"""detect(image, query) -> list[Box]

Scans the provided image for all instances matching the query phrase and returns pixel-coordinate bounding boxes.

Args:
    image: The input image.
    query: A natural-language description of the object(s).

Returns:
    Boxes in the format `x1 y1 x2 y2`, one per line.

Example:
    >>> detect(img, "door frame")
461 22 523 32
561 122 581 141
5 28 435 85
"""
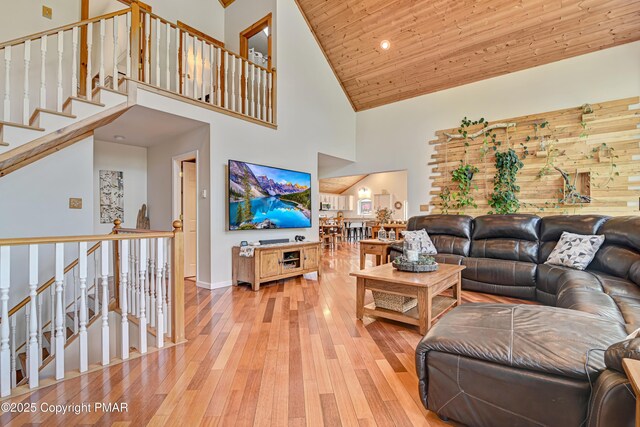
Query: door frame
239 13 273 70
172 150 199 283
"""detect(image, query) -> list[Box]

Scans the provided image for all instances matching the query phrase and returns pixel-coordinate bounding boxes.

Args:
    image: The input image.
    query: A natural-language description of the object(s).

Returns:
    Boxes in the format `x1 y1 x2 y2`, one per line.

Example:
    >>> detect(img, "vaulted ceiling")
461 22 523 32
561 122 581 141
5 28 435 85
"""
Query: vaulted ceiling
319 174 368 194
294 0 640 111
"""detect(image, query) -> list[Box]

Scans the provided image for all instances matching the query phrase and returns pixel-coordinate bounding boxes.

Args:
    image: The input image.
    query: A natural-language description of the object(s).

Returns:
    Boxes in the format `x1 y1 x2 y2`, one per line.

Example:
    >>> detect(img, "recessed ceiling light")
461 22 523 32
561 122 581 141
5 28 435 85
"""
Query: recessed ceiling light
114 135 126 141
380 40 391 50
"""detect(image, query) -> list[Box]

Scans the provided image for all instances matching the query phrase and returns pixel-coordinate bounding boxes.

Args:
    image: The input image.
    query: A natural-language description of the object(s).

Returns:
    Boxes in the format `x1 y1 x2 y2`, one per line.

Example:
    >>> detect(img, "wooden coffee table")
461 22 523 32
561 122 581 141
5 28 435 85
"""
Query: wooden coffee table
350 263 465 334
359 239 400 269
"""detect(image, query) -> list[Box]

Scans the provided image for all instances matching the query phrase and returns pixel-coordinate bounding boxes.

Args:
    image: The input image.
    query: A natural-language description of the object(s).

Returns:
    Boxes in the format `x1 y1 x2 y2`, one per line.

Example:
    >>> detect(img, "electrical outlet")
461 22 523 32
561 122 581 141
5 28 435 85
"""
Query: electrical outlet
42 6 53 20
69 198 83 209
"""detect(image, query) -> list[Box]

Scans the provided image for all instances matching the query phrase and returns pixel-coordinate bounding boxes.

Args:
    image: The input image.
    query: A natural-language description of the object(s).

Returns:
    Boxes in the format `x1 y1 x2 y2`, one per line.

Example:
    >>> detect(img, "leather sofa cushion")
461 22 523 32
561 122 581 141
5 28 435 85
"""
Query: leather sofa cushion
590 245 640 281
431 234 469 256
462 257 537 288
539 215 609 261
598 216 640 253
425 351 592 427
408 214 473 239
470 238 538 263
536 264 588 297
472 214 540 241
416 303 628 380
557 288 626 325
434 253 464 265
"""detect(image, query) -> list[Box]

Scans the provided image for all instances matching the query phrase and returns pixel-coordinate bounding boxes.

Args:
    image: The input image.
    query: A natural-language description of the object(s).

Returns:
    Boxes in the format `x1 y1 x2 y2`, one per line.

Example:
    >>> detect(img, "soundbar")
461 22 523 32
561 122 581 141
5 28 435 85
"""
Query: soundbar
259 238 290 245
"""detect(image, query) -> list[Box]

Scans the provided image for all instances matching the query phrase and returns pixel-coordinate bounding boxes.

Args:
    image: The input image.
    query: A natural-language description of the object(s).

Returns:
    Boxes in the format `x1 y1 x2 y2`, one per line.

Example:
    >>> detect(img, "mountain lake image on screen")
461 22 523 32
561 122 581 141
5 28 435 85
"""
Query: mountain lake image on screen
228 160 312 230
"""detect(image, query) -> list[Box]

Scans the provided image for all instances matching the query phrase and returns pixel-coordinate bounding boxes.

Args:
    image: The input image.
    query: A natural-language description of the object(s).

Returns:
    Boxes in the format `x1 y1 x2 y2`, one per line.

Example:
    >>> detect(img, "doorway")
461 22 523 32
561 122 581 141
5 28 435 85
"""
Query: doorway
181 158 197 278
240 13 272 69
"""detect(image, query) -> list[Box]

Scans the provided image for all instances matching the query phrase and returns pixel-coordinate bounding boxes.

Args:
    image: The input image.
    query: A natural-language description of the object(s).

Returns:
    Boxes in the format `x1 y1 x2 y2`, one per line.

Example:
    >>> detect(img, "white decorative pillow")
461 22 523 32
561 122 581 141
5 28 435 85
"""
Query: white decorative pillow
402 229 437 255
545 231 605 270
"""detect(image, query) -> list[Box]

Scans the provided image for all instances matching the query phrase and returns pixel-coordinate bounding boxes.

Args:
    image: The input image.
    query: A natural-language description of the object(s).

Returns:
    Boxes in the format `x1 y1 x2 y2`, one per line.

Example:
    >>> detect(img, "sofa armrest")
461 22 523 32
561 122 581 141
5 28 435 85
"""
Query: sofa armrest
604 337 640 373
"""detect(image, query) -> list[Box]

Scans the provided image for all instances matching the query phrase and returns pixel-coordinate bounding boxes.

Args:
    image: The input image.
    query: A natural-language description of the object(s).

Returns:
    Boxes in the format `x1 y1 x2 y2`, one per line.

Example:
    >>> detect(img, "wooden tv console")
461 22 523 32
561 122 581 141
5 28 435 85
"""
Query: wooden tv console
232 241 322 291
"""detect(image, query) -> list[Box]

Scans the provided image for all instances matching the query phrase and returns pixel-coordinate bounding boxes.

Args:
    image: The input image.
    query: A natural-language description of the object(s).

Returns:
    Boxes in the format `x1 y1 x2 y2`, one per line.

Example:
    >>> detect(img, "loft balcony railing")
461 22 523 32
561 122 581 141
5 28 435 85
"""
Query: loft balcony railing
0 2 276 129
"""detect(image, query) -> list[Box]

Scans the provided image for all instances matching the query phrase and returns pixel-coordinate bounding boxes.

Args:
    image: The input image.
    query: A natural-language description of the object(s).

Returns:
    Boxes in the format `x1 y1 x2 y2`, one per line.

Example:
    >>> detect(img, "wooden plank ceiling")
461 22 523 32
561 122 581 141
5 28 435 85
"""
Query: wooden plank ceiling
319 174 368 194
294 0 640 111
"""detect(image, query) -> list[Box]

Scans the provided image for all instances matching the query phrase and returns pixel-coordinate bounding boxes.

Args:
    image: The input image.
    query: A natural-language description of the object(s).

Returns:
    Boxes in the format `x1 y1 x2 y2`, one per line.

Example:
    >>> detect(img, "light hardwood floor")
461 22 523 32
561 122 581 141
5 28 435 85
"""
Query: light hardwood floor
1 243 533 426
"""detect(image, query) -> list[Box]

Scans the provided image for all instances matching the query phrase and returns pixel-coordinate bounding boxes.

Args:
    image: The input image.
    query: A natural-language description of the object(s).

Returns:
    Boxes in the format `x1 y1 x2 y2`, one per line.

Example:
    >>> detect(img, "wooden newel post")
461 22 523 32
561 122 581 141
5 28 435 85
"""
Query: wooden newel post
171 219 185 343
130 1 141 81
113 218 121 307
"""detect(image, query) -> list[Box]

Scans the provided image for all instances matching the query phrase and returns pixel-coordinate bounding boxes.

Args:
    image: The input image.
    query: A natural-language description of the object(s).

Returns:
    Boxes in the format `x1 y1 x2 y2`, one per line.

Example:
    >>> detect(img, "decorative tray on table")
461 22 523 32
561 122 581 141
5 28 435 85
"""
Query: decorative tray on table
392 254 439 273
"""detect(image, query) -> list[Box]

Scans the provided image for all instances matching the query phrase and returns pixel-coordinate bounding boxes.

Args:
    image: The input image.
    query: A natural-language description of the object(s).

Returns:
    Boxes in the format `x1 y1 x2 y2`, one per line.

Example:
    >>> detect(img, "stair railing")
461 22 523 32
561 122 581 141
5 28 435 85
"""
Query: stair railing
0 3 276 128
0 220 184 397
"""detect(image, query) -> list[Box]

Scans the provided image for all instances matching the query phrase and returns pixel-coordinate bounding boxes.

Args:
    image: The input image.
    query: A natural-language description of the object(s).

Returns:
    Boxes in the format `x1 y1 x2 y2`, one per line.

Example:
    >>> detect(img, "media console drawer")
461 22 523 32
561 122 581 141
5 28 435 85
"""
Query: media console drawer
232 242 322 291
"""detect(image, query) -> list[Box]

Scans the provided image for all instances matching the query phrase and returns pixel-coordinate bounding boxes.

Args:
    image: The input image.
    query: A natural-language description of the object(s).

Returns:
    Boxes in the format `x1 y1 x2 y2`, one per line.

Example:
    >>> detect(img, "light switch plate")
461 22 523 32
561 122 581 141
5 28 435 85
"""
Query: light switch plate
419 204 429 212
69 198 82 209
42 6 53 19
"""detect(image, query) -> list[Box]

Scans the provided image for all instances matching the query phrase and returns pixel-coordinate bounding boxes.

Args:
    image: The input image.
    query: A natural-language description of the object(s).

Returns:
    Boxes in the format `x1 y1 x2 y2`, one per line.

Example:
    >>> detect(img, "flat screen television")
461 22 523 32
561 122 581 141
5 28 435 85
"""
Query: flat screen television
228 160 312 230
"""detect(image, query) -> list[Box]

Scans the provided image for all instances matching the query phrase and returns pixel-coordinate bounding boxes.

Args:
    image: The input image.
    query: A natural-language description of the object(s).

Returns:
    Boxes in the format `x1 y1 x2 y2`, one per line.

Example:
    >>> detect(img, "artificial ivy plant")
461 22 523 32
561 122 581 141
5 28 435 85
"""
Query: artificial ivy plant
488 148 524 214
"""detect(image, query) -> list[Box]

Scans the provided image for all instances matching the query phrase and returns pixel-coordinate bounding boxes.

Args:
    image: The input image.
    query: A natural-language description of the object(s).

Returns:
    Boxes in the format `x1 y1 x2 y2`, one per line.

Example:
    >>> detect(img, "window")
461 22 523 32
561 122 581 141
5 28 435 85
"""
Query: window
358 199 372 215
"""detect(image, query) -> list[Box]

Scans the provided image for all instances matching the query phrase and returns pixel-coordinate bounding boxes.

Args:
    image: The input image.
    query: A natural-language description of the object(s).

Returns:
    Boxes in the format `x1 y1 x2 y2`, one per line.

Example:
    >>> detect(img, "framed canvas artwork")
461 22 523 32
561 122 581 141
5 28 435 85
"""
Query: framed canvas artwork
99 170 124 223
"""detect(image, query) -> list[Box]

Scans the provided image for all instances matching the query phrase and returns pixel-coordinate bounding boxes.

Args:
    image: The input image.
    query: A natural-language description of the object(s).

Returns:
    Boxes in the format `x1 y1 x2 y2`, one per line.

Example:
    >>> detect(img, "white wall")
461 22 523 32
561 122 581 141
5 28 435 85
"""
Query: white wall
334 171 408 220
0 0 82 42
147 125 211 287
94 140 148 234
323 41 640 217
135 0 356 287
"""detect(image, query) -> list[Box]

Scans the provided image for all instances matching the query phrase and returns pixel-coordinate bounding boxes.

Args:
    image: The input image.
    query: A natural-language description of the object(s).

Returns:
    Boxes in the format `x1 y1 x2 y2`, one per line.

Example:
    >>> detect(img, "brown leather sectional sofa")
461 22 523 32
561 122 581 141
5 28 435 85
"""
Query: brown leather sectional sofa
389 214 640 427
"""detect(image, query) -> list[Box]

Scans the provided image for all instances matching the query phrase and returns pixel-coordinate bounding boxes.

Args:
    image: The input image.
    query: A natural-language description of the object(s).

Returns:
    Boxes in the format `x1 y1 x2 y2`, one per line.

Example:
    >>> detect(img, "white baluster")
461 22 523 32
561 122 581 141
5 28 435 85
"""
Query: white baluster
54 243 64 380
37 295 43 365
164 238 171 337
144 14 150 83
216 48 221 106
100 241 109 365
256 68 262 120
200 41 205 102
181 32 187 95
72 270 78 334
223 51 229 108
86 24 93 98
243 60 248 115
94 252 100 316
133 239 139 317
28 245 39 388
165 23 171 90
126 12 131 79
209 45 214 105
113 16 119 90
39 35 47 109
99 19 106 88
139 239 148 354
149 241 156 327
231 54 237 111
0 246 10 396
268 71 273 123
262 69 267 120
250 63 255 118
175 26 180 92
56 31 64 111
71 27 78 97
155 19 160 87
24 309 29 375
3 46 11 121
78 242 88 372
49 283 55 356
9 316 16 388
23 40 31 125
120 240 129 360
156 239 165 348
238 56 243 112
191 37 197 99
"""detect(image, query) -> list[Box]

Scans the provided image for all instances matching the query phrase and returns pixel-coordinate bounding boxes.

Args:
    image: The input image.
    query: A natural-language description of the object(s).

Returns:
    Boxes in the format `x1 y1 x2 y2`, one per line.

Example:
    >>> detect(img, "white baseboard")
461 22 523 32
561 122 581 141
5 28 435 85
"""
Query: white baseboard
196 280 232 290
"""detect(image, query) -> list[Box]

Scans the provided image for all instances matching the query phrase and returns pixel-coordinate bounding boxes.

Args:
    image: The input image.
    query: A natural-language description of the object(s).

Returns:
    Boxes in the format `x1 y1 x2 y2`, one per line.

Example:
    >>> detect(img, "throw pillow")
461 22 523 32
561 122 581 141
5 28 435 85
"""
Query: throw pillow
402 229 437 255
545 231 605 270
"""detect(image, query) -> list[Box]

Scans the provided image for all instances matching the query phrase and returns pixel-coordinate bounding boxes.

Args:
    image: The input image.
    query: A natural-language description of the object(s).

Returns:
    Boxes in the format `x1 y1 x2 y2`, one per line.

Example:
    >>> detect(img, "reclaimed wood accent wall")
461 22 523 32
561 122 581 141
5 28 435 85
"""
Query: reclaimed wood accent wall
428 97 640 216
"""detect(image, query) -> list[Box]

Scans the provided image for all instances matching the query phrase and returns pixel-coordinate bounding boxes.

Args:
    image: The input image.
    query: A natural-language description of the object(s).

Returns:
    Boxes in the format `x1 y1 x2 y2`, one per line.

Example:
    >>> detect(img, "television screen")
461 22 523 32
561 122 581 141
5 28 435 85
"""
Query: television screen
228 160 312 230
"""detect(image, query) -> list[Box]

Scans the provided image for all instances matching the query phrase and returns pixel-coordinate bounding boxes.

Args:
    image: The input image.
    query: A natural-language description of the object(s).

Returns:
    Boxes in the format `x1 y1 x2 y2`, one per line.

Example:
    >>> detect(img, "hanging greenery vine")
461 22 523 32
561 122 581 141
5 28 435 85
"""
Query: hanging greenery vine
488 148 524 214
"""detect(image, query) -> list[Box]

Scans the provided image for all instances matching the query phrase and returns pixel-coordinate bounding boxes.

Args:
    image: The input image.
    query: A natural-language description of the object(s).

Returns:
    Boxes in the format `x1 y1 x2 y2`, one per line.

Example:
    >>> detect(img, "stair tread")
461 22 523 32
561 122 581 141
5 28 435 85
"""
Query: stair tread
28 108 77 127
0 120 45 132
0 141 8 147
62 96 106 111
92 85 128 98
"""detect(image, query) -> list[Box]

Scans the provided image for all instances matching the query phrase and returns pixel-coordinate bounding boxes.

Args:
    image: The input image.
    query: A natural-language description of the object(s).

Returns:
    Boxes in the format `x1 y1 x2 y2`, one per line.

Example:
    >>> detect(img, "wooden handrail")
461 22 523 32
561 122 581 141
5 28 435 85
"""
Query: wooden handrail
7 240 102 317
0 8 131 49
0 231 175 247
177 20 224 48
